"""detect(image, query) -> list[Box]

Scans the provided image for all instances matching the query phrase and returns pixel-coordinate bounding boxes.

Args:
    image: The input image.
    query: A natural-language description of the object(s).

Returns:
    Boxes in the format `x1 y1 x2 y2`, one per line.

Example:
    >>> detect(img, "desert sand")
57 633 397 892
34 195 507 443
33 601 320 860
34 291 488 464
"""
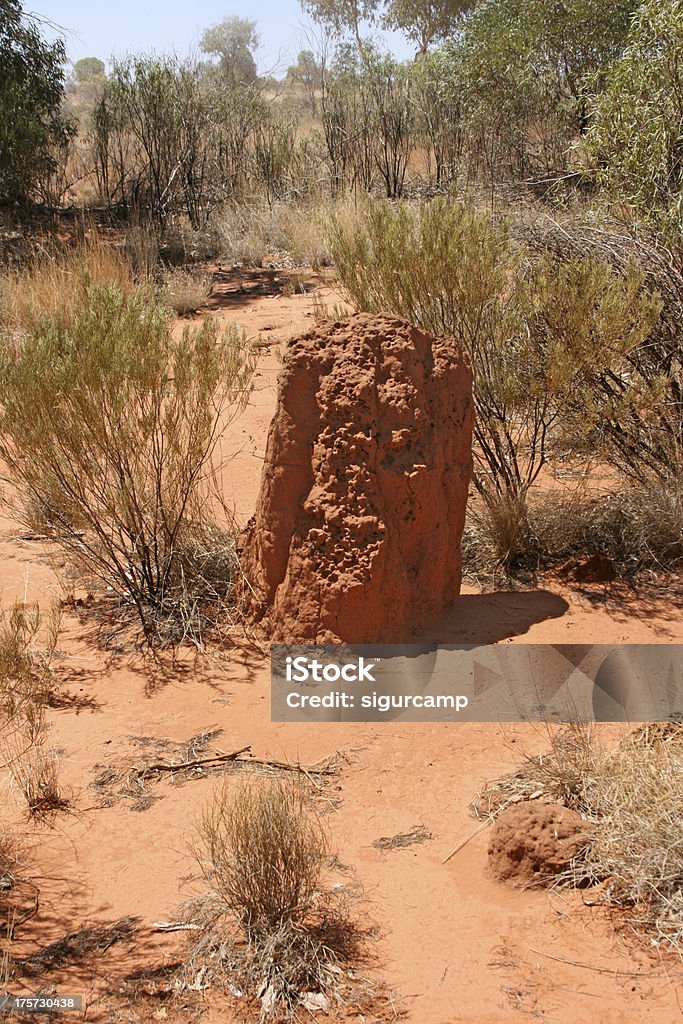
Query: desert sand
2 267 683 1023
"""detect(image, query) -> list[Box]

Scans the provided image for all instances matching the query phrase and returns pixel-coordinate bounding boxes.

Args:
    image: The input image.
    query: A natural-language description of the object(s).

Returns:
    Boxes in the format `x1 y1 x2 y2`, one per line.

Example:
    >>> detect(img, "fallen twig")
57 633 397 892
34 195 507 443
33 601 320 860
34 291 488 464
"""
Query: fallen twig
135 746 251 773
152 921 200 933
134 746 338 778
528 947 683 979
442 820 491 864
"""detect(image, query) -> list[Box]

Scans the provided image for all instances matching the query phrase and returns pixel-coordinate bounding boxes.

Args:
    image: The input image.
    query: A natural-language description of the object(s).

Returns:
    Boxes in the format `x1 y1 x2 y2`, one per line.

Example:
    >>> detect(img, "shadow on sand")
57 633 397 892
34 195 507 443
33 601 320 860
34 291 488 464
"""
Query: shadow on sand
415 589 570 644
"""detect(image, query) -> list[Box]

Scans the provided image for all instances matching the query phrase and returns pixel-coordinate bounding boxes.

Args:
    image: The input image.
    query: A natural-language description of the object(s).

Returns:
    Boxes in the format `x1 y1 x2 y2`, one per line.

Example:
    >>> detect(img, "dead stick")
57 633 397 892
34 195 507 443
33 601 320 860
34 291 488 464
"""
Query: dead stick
246 756 335 775
137 747 335 777
528 947 683 979
137 745 251 773
442 820 492 864
442 795 529 865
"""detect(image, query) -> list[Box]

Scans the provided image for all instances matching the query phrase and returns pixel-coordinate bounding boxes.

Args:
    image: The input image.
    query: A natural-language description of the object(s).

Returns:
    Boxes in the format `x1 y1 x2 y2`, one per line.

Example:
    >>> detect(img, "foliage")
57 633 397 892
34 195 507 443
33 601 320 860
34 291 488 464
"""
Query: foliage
517 219 683 486
411 46 463 187
92 55 297 229
321 48 416 196
301 0 378 48
200 17 260 87
328 199 659 522
0 283 256 645
287 50 324 116
72 57 105 85
0 235 143 336
383 0 472 56
452 0 638 181
585 0 683 234
0 0 74 208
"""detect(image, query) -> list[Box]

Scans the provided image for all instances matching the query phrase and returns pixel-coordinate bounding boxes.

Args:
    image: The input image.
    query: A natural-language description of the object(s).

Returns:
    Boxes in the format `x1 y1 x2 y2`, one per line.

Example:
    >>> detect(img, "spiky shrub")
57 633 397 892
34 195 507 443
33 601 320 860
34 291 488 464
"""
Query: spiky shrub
200 777 327 939
328 198 660 568
0 284 256 644
184 777 364 1013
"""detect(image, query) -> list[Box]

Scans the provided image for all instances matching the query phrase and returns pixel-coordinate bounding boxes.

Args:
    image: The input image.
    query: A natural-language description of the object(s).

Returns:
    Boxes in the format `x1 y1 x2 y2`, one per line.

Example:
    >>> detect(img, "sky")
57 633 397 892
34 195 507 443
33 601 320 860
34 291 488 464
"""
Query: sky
31 0 413 77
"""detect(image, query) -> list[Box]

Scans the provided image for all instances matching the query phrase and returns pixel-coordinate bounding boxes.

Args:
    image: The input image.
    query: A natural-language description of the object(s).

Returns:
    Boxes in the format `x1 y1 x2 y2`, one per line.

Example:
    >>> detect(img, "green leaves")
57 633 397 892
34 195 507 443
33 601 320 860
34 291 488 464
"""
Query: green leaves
585 0 683 235
329 198 661 502
0 0 74 206
0 282 256 644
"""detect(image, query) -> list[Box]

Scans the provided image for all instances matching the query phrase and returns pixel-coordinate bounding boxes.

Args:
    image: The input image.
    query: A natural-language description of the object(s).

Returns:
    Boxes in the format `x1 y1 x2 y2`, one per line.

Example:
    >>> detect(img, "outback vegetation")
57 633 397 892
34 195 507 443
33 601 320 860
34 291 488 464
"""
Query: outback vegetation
1 0 680 583
180 777 370 1015
0 0 683 1018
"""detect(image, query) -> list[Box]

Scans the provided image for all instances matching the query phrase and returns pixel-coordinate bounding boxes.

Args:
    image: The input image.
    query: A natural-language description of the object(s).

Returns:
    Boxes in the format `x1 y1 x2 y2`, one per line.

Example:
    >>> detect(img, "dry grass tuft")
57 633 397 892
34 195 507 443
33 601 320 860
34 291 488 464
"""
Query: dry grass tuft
179 776 373 1016
372 825 433 851
159 266 214 316
0 236 144 337
0 603 64 818
477 724 683 948
463 478 683 584
215 199 342 270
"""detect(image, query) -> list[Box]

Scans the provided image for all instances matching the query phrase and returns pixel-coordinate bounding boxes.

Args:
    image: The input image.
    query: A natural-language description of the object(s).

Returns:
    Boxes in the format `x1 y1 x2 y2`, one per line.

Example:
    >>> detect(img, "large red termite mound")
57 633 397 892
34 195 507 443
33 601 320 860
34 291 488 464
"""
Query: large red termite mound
239 313 473 642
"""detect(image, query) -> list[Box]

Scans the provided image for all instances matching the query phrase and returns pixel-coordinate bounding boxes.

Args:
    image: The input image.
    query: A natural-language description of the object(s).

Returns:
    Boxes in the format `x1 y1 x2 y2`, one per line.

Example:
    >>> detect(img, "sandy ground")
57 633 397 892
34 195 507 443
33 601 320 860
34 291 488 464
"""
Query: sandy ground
2 267 683 1023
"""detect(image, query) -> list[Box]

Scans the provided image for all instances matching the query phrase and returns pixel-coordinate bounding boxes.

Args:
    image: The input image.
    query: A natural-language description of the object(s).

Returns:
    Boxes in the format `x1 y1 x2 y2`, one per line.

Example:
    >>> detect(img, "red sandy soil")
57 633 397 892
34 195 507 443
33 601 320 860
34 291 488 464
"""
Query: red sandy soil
2 267 683 1024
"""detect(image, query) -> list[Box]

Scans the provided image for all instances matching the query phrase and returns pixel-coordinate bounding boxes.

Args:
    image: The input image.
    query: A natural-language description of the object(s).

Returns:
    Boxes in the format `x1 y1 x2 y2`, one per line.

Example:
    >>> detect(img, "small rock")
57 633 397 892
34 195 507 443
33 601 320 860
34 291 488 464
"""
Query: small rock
300 992 330 1012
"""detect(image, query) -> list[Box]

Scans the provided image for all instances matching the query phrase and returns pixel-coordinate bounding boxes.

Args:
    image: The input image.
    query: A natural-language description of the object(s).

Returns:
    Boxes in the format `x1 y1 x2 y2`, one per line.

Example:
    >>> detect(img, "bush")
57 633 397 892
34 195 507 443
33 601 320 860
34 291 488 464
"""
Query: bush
199 777 327 939
182 776 366 1013
328 198 659 512
479 724 683 947
158 266 213 316
0 283 256 645
0 236 143 337
463 477 683 581
0 1 74 209
515 218 683 488
585 0 683 235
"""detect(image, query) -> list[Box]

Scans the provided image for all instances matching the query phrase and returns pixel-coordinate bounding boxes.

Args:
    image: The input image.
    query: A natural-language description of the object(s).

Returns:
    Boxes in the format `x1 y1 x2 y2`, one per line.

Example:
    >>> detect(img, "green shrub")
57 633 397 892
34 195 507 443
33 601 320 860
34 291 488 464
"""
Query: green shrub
585 0 683 235
0 283 255 645
328 198 660 568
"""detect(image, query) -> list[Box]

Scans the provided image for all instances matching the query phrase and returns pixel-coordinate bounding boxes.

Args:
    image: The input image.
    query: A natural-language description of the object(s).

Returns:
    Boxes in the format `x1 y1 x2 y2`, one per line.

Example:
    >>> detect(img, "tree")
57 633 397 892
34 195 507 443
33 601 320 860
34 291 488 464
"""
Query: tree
454 0 638 180
383 0 473 57
200 16 260 86
73 57 105 85
585 0 683 234
287 49 323 115
0 0 74 208
301 0 379 50
66 57 107 122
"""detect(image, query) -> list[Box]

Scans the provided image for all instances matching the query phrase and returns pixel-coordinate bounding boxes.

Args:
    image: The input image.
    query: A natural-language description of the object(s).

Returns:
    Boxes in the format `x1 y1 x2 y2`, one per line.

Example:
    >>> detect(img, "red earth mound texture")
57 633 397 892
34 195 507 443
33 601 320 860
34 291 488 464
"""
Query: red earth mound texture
488 802 595 887
239 313 473 642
